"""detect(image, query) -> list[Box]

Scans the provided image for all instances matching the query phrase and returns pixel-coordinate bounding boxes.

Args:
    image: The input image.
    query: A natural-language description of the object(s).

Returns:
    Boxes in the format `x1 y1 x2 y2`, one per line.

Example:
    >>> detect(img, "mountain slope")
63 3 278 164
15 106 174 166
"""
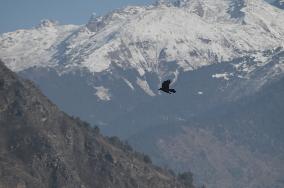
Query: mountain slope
129 75 284 188
0 60 193 188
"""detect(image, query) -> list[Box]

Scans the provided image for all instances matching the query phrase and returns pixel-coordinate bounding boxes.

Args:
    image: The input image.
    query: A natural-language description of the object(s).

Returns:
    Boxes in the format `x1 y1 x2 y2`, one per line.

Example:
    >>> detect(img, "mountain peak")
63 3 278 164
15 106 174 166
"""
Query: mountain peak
154 0 173 6
36 19 59 28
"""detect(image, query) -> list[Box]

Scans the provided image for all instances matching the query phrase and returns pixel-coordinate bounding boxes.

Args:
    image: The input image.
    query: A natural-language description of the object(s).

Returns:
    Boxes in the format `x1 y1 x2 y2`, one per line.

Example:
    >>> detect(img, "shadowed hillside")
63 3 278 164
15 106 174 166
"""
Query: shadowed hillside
0 60 194 188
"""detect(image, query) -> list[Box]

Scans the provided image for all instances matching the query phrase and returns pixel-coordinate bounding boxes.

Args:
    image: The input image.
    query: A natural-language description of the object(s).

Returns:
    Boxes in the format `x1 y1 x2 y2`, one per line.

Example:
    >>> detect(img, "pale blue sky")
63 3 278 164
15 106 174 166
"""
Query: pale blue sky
0 0 154 33
0 0 276 33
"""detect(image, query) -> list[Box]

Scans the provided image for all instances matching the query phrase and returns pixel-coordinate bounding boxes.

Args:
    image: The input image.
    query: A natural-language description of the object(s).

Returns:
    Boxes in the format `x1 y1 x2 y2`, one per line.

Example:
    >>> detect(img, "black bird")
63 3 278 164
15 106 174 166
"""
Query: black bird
159 80 176 94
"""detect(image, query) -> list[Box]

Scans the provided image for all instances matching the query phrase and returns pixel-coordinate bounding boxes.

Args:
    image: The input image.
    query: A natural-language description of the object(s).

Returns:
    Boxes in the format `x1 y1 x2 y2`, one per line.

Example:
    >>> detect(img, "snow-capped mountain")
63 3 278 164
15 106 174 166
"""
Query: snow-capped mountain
1 0 283 75
1 0 284 188
0 19 80 71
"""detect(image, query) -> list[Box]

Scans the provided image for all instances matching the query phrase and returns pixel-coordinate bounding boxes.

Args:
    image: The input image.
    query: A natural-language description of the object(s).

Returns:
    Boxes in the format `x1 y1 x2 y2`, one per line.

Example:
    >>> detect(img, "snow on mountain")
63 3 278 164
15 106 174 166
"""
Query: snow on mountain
136 77 156 96
0 19 80 72
212 72 233 80
94 86 112 101
61 0 284 76
1 0 283 78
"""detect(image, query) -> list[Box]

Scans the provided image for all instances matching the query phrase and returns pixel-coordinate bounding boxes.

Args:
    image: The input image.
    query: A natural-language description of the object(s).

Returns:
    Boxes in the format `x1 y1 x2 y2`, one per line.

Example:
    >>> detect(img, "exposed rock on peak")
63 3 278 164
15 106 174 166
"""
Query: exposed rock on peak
36 19 59 28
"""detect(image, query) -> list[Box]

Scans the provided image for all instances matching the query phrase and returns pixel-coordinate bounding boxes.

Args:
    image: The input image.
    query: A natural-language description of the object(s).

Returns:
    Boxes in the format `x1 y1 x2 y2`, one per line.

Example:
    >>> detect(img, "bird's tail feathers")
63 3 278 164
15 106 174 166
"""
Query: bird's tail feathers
169 89 176 93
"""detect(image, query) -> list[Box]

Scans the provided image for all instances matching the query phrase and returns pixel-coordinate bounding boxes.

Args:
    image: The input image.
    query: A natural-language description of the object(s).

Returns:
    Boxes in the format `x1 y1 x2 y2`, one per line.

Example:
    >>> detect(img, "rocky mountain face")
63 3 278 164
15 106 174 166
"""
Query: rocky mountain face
0 60 194 188
1 0 284 188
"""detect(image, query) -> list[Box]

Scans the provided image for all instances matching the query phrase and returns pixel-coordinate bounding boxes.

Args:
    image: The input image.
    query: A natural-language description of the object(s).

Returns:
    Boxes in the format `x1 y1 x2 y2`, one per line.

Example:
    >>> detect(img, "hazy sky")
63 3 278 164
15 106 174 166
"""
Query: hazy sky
0 0 154 33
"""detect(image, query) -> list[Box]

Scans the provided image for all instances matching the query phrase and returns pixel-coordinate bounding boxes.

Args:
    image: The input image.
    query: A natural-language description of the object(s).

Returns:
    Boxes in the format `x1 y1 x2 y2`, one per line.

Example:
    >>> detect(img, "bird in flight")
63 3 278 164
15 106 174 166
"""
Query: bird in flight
159 80 176 94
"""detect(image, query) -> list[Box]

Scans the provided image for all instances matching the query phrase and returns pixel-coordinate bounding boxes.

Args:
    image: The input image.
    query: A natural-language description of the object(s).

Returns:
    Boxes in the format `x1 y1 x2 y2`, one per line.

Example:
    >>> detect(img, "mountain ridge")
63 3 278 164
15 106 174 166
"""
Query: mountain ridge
0 59 194 188
1 0 283 76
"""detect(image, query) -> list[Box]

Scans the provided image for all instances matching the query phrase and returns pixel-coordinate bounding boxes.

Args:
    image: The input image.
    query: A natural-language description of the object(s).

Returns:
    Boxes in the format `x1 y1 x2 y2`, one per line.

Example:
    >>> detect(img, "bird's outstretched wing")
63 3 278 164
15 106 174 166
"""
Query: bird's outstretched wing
162 80 171 90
